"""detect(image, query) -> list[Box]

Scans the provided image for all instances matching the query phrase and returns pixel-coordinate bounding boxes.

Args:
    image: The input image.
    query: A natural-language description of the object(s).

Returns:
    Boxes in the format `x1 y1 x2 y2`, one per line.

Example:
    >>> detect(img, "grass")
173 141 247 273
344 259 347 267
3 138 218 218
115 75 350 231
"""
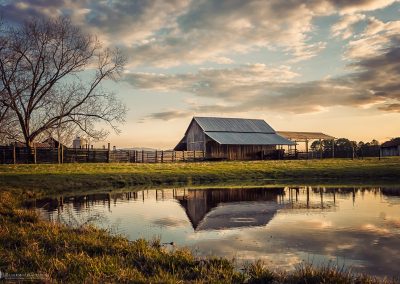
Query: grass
1 158 399 282
0 157 399 196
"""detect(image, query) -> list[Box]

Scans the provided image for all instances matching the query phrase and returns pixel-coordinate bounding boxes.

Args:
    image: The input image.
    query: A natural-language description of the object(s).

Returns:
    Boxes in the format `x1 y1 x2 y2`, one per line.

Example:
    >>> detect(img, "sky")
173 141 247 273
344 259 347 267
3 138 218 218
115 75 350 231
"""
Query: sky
1 0 399 149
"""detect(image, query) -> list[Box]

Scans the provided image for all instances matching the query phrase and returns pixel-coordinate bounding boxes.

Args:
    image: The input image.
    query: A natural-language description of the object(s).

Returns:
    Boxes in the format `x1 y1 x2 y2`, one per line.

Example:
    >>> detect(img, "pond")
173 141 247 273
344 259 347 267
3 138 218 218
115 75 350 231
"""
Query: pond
29 186 400 278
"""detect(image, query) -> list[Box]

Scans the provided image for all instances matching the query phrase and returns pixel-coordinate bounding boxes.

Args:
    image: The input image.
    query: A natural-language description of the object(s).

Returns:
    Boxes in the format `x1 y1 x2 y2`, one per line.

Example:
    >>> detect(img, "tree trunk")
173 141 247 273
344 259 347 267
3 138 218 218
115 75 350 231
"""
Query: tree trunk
25 139 35 164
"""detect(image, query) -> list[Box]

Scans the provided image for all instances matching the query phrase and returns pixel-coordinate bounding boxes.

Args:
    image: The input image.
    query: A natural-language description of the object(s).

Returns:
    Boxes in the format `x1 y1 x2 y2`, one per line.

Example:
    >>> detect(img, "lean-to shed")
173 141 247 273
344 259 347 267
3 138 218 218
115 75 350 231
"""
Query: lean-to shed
174 117 295 160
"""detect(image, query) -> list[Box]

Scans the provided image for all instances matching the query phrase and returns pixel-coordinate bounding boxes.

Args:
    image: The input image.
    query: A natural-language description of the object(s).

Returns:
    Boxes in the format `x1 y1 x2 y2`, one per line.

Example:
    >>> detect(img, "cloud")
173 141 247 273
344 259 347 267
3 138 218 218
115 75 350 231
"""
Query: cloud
329 0 399 14
125 20 400 119
152 216 188 227
2 0 399 117
331 14 366 39
145 110 191 121
189 209 400 277
378 103 400 112
124 0 331 67
82 0 190 45
1 0 398 68
0 0 330 67
344 18 400 60
125 51 398 118
125 64 299 96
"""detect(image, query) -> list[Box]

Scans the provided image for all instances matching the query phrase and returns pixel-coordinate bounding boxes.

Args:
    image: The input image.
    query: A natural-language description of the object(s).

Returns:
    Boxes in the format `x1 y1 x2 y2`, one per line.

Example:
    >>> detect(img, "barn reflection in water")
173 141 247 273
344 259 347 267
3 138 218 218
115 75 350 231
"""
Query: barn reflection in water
174 188 285 231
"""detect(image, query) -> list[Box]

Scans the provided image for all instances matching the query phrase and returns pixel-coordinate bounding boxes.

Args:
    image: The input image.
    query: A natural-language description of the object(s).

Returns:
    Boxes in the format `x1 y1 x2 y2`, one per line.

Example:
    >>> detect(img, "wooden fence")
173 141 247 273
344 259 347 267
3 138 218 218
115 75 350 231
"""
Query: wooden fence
0 145 382 164
0 146 205 164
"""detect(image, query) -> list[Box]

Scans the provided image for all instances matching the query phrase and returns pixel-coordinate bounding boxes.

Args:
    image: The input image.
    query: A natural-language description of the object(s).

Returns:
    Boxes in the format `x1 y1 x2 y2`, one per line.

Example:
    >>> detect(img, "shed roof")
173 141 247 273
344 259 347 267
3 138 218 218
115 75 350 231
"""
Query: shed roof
194 117 275 133
205 131 295 145
277 131 335 141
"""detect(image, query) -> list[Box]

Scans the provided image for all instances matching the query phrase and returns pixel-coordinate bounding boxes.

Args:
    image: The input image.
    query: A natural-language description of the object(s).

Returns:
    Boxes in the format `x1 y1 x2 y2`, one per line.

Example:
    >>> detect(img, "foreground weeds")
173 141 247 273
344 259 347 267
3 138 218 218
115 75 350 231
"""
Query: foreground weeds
245 260 398 284
1 191 398 283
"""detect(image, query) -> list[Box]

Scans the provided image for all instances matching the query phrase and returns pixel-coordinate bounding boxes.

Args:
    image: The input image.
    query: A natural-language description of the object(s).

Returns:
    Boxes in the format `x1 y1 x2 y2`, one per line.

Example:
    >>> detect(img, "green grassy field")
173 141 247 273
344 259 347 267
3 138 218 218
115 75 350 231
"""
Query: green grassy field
0 157 399 196
1 158 399 283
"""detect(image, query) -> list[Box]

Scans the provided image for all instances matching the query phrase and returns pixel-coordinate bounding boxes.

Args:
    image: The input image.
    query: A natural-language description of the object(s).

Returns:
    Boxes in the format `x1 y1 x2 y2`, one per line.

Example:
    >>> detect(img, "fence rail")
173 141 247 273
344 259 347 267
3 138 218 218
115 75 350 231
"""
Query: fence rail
0 146 205 164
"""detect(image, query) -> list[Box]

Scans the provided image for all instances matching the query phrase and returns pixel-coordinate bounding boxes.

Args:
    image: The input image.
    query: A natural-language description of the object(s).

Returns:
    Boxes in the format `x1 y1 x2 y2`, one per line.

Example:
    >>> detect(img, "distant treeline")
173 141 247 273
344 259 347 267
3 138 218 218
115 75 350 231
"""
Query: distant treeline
310 138 380 158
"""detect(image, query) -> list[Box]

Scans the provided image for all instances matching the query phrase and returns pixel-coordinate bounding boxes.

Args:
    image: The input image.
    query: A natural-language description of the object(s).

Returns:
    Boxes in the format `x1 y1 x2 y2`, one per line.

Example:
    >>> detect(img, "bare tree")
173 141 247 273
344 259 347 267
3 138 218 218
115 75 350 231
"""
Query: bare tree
0 100 19 144
0 17 126 152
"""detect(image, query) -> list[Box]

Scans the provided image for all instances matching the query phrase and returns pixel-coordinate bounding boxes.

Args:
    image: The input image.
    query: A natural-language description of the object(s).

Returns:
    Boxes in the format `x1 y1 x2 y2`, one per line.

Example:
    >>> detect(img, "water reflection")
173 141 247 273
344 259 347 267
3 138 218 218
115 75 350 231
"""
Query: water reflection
175 188 284 230
28 186 400 278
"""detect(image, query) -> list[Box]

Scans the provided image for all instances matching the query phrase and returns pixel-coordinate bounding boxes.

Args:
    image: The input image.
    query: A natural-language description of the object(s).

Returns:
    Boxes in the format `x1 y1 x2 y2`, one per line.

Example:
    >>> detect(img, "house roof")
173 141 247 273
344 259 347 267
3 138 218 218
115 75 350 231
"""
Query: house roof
193 116 275 133
381 138 400 148
205 131 295 145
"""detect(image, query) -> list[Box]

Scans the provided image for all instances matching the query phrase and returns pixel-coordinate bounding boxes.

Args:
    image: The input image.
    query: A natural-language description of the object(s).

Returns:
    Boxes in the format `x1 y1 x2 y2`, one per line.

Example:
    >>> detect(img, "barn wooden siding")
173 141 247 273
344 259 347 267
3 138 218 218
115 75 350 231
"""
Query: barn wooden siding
205 141 276 160
186 119 206 151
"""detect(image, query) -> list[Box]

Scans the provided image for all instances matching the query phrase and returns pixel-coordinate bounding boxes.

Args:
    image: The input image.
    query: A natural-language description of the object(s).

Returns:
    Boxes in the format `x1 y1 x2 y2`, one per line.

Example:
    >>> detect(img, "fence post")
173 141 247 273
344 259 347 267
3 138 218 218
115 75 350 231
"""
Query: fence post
92 147 96 163
155 150 158 163
61 145 64 164
319 139 322 159
161 150 164 163
107 143 111 163
194 150 196 161
87 146 90 163
13 144 16 164
183 151 185 162
305 139 309 160
142 150 144 163
34 144 37 164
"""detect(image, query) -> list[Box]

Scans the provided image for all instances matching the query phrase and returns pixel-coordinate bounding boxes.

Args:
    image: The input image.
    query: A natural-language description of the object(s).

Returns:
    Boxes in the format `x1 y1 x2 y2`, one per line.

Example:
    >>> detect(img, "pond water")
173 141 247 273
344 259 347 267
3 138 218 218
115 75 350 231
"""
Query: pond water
30 186 400 278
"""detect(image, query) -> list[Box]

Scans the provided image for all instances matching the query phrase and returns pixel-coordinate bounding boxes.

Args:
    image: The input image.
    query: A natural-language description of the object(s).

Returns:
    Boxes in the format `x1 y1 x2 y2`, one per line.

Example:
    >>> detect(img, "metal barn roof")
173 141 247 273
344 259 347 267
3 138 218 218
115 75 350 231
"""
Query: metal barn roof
194 117 275 133
205 132 295 145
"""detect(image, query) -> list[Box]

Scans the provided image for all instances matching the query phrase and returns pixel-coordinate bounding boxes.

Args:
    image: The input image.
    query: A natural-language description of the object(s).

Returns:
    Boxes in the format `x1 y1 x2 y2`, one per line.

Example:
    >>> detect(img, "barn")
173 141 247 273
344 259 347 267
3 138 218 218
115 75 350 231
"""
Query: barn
174 117 295 160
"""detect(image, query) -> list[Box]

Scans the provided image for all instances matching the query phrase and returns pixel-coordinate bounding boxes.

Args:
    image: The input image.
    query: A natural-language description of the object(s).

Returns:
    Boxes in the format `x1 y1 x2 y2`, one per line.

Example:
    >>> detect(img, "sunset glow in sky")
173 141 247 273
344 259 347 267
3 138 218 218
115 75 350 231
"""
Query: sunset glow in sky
1 0 399 148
